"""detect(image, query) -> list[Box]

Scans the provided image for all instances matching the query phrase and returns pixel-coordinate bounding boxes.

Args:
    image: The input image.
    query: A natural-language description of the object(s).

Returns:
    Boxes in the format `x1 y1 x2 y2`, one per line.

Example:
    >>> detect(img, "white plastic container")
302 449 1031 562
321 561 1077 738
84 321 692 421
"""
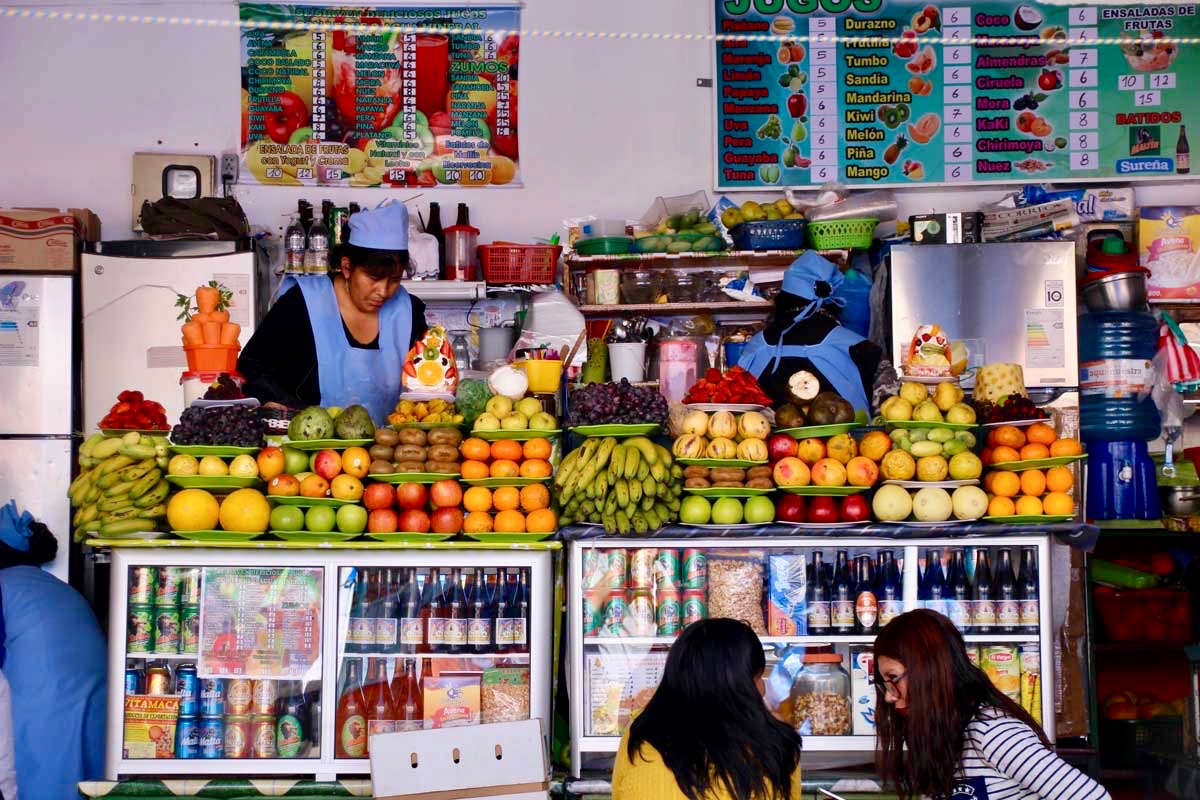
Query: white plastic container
578 219 628 240
180 371 243 405
608 342 647 383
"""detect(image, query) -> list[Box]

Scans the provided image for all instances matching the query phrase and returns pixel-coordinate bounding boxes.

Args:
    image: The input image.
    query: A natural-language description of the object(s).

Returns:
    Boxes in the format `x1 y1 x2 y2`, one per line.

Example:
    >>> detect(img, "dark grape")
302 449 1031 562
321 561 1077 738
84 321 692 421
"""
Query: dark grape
567 380 669 426
171 405 266 447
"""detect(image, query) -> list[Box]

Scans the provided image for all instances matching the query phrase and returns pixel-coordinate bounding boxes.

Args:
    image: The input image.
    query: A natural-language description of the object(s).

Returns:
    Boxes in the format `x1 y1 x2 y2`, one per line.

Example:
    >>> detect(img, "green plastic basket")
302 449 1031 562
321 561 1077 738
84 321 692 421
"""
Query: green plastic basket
807 218 878 250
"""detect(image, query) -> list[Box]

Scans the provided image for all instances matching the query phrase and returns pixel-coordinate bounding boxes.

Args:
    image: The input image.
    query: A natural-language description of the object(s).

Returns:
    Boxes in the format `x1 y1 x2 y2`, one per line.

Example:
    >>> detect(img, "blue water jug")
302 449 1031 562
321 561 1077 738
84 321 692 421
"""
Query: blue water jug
1078 309 1161 443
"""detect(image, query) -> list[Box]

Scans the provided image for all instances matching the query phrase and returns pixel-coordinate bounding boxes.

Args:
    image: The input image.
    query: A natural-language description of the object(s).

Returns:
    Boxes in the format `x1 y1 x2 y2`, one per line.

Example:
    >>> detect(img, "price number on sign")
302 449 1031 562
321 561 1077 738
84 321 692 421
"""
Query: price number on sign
1118 74 1145 91
265 167 282 179
1151 73 1177 90
722 0 882 14
946 164 971 181
1135 91 1162 107
296 168 313 180
389 169 407 182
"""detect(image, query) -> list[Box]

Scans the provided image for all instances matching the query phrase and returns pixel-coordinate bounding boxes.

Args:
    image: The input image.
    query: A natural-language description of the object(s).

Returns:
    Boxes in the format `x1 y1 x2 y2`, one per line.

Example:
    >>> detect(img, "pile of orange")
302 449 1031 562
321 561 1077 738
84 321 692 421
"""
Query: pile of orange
983 464 1076 517
459 437 554 480
981 422 1083 466
461 483 557 533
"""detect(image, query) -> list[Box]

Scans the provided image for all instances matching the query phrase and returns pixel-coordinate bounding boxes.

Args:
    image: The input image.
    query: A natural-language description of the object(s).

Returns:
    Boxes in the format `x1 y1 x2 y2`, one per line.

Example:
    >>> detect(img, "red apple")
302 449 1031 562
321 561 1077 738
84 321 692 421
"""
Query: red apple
429 479 463 510
431 507 464 534
395 482 429 511
362 483 395 511
367 508 399 533
312 449 343 480
398 509 431 533
776 494 807 523
840 494 870 522
807 496 839 524
767 433 799 464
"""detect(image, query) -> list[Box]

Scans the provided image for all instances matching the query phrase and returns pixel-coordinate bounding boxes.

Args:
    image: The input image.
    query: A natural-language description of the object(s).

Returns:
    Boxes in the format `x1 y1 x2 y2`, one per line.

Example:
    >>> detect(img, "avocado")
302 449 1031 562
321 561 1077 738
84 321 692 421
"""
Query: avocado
333 404 376 439
288 406 334 441
775 403 807 429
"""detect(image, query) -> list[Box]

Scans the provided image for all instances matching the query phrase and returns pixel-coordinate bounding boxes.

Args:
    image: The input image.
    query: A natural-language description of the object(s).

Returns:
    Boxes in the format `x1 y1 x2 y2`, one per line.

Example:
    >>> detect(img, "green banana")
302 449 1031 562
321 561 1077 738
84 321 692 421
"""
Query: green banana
624 447 641 480
667 497 681 513
134 481 169 508
98 494 135 512
97 470 125 489
100 518 157 537
593 437 617 472
644 506 662 530
623 437 659 466
104 479 137 497
78 456 99 469
641 494 655 512
69 479 92 507
80 433 106 460
615 479 630 509
650 462 667 482
129 469 163 500
636 461 649 481
581 500 596 516
616 510 631 535
594 473 608 501
654 444 674 469
137 504 167 519
560 467 583 503
121 431 142 445
643 476 656 498
671 465 684 480
68 467 94 496
119 443 157 460
555 449 582 488
602 512 617 533
608 445 626 482
604 494 618 515
78 503 99 525
101 507 141 523
92 437 123 459
84 485 101 504
631 513 648 534
629 479 643 505
97 454 135 475
120 459 158 482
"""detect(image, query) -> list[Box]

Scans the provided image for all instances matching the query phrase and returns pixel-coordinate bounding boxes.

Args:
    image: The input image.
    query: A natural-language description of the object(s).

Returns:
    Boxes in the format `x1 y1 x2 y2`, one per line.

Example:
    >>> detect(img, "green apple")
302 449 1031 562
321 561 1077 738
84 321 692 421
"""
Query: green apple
305 506 336 533
485 396 514 417
500 412 529 431
679 496 712 525
743 496 775 524
474 413 501 431
516 397 542 418
283 446 309 475
529 411 557 431
336 504 368 534
269 506 305 532
710 497 745 525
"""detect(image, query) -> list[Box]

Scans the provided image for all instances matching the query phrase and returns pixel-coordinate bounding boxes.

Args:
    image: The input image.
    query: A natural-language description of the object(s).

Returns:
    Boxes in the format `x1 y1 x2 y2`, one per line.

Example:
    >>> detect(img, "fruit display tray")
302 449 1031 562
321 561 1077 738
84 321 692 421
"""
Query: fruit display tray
267 496 357 507
677 457 769 469
388 421 467 430
682 403 767 412
102 428 171 437
886 420 978 431
679 522 764 531
775 423 863 438
777 521 861 529
364 532 456 543
282 438 374 451
464 532 556 543
882 479 980 489
172 530 264 542
567 423 661 437
462 477 551 487
980 418 1050 428
269 531 360 542
776 485 869 496
165 475 262 489
895 518 981 527
470 429 562 441
682 486 774 498
367 472 460 484
982 514 1075 524
989 454 1087 472
169 444 261 457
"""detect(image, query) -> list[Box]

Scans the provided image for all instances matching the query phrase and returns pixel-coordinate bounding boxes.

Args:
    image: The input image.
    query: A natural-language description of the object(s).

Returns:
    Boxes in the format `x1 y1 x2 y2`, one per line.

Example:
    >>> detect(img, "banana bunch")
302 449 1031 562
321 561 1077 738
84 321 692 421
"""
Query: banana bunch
69 432 172 541
555 436 684 535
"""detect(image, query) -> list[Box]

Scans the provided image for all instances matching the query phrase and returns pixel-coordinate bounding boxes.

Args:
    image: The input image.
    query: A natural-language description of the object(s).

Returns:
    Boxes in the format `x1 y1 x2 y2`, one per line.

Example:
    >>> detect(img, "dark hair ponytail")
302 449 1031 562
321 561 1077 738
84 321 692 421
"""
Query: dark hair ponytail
0 519 58 569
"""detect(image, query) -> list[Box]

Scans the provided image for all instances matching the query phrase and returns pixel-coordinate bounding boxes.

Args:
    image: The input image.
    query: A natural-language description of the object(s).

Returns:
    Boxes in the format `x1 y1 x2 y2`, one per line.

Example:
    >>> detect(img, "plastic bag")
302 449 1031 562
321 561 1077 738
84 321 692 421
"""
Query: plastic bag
707 551 766 634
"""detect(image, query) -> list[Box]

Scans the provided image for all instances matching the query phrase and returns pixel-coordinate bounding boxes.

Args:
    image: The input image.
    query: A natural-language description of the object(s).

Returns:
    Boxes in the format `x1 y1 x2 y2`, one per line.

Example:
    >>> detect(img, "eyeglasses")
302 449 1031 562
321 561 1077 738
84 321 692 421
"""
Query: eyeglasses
880 671 908 698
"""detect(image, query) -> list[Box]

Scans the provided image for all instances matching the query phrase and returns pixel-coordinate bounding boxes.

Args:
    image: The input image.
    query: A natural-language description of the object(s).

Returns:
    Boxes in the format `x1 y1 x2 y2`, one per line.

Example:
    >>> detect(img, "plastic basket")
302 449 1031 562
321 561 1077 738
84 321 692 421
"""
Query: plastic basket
478 243 562 285
729 218 807 251
1093 586 1192 642
1099 718 1184 769
806 218 879 250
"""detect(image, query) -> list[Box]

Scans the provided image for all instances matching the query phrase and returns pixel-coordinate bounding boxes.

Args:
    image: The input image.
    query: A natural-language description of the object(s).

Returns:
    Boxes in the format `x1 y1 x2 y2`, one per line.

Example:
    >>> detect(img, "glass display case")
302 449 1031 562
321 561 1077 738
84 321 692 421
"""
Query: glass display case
567 535 1055 777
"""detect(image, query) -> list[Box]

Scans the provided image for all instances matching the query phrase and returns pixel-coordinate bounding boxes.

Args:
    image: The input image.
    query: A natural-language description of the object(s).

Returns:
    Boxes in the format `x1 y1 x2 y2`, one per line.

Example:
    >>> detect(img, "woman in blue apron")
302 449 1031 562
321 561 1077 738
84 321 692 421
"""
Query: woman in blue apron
239 201 428 423
873 610 1109 800
737 251 880 413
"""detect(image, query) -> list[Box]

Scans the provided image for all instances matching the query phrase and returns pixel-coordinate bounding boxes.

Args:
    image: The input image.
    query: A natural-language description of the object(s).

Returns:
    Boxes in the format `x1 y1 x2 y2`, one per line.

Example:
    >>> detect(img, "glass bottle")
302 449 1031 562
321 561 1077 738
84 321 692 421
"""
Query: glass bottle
426 202 445 274
831 550 855 635
1018 547 1040 634
390 658 423 732
455 202 470 226
468 567 492 654
375 568 399 653
877 550 903 628
275 681 307 758
947 549 971 633
334 658 367 758
854 555 878 635
922 549 946 616
1178 124 1190 175
422 568 443 654
995 548 1020 634
449 330 473 371
807 551 831 636
444 568 468 655
397 568 423 655
973 550 997 635
346 570 371 654
493 568 510 650
363 657 395 747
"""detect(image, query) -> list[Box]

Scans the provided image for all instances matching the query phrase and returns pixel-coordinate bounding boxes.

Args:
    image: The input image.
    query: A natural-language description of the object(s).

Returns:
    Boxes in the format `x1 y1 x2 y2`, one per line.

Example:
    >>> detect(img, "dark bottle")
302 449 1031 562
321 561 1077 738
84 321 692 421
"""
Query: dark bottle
877 550 903 628
444 568 468 654
947 549 971 632
854 555 878 635
972 550 997 635
390 658 423 732
297 199 313 233
398 568 423 655
321 199 334 227
1017 547 1040 634
363 657 394 748
493 568 510 649
425 202 445 273
831 550 855 634
334 658 367 758
422 568 443 654
346 570 372 654
455 202 470 226
275 681 308 758
305 681 322 751
348 202 361 215
1178 125 1190 174
994 548 1020 634
501 568 530 653
922 549 946 615
375 568 399 653
807 551 831 635
468 567 492 654
364 569 381 650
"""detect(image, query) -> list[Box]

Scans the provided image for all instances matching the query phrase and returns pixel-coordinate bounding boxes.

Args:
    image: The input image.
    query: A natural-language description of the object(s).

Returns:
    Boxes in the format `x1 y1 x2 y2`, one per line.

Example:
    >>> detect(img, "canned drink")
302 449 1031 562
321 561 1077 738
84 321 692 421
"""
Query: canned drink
124 663 144 696
629 549 656 589
155 567 181 606
606 549 627 589
146 664 171 695
224 716 250 758
653 550 680 590
199 716 224 759
174 664 199 716
199 678 226 717
627 591 656 636
582 589 603 637
251 715 277 758
129 566 156 604
154 605 181 654
602 590 628 637
175 716 200 759
251 679 276 716
128 604 155 653
226 678 253 715
682 549 707 590
656 590 682 636
181 605 200 654
682 589 707 626
581 549 607 590
180 568 202 605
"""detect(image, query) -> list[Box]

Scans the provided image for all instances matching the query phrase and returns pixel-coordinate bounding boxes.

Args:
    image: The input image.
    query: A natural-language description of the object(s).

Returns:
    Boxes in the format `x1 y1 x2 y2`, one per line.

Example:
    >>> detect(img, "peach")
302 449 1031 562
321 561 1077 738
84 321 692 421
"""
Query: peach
845 456 880 487
811 457 848 487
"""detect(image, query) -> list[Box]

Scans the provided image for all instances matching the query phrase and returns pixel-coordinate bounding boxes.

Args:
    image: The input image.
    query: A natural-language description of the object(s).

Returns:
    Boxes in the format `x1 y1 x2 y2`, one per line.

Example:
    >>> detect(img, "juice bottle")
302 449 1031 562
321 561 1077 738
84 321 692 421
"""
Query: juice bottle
363 657 395 749
335 658 368 758
390 658 424 732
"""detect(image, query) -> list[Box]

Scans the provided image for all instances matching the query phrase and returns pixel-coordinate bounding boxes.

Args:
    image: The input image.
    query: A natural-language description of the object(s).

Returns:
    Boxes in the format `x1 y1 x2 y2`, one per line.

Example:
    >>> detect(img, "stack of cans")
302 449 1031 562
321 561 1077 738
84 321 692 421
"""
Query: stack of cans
175 676 280 759
581 548 708 638
127 567 200 656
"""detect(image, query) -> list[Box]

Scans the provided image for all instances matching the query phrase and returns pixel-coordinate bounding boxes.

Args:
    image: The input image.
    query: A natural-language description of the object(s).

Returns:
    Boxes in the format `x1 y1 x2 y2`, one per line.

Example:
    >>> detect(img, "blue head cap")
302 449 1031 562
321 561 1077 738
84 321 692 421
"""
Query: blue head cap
780 250 844 316
348 201 409 250
0 500 32 553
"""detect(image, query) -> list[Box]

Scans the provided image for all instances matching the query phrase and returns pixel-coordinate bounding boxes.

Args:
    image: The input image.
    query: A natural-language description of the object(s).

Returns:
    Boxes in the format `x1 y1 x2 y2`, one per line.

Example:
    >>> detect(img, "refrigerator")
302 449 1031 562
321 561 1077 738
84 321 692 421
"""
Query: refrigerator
81 240 264 432
0 272 77 580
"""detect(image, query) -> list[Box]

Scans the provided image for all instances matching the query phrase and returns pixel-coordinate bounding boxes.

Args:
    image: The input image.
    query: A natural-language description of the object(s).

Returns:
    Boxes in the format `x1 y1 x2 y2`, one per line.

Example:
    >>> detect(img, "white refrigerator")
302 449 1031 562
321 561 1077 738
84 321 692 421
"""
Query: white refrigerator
0 273 76 580
81 240 261 432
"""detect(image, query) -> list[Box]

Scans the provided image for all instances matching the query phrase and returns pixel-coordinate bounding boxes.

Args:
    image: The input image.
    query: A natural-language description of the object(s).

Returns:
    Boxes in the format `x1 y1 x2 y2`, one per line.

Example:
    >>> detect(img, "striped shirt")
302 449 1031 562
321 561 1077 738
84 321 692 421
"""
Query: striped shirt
949 707 1111 800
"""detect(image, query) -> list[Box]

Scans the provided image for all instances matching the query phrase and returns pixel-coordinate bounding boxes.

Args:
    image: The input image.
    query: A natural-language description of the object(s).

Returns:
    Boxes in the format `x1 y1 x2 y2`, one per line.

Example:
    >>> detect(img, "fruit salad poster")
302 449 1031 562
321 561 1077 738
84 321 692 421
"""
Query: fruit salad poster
715 0 1200 188
240 4 520 189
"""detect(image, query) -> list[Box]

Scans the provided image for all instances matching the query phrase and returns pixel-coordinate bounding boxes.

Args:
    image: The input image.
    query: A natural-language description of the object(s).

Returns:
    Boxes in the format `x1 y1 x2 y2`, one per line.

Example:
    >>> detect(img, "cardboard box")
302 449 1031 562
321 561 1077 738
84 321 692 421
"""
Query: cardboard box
1140 206 1200 300
910 212 982 244
849 648 876 736
0 208 100 272
370 719 549 800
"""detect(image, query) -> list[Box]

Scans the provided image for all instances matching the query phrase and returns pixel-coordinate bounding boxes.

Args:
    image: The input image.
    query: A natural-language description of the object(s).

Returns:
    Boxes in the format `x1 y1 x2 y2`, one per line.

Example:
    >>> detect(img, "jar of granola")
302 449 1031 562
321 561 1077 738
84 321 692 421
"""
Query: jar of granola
789 653 852 736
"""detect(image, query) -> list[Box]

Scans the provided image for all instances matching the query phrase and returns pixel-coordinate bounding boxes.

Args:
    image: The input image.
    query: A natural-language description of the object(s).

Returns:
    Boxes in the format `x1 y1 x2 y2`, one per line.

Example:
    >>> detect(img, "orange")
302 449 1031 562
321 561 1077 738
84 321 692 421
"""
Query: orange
1025 422 1057 445
523 438 552 460
980 448 994 466
464 510 494 533
991 471 1021 498
520 459 552 479
1043 491 1075 516
982 472 997 493
1020 469 1047 497
526 508 557 533
491 440 524 461
988 496 1016 517
520 483 550 512
1020 443 1050 461
463 486 493 513
461 437 491 462
494 509 526 533
991 446 1020 464
1045 466 1074 493
1050 438 1083 457
1014 495 1044 516
461 460 490 480
989 425 1026 449
493 486 521 512
490 459 520 478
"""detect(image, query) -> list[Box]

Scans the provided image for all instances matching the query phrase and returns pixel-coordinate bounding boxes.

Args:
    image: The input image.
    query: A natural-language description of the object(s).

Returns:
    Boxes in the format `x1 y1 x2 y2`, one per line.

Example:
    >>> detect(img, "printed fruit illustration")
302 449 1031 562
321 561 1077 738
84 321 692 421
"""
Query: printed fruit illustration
1038 69 1062 91
787 92 807 118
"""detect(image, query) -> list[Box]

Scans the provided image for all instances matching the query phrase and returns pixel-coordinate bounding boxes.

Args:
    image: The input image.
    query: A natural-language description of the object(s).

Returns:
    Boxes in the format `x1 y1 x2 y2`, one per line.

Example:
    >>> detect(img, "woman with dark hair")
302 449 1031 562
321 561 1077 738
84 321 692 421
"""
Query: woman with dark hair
612 618 802 800
874 609 1109 800
239 201 428 422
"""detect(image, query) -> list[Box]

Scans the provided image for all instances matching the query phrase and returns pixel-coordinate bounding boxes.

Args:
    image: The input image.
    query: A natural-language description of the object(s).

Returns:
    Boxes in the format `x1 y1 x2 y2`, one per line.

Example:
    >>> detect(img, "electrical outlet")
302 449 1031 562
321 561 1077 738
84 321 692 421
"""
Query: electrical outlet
220 152 240 183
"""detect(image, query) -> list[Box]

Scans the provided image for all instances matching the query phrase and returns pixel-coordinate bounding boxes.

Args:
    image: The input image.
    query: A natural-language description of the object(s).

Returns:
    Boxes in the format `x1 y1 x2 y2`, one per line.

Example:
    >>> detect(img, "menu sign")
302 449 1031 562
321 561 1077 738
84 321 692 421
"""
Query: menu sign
715 0 1200 188
239 4 521 189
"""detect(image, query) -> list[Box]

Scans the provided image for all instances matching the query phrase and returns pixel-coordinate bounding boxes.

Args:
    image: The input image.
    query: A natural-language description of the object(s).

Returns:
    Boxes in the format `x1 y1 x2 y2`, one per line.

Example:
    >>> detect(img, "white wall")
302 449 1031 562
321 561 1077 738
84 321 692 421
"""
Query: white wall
5 0 1200 244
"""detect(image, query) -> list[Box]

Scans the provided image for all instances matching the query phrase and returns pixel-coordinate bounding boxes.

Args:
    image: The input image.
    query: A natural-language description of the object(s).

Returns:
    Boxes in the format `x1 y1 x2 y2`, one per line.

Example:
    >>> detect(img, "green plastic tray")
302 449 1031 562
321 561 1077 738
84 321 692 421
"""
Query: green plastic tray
887 420 978 431
471 429 561 441
982 514 1076 524
677 457 769 469
282 438 374 451
269 530 362 542
464 532 556 543
368 472 460 484
172 530 264 542
775 423 863 438
682 486 774 498
268 496 357 507
575 236 633 256
165 475 262 489
462 477 551 487
568 423 661 437
365 532 457 543
777 485 869 496
169 444 260 457
989 454 1087 472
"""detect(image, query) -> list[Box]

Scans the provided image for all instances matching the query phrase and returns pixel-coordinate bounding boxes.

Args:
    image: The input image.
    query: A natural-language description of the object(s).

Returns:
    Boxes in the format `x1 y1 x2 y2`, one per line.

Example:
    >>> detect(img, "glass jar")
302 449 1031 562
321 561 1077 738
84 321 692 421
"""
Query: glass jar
789 654 852 735
621 270 658 304
669 272 701 303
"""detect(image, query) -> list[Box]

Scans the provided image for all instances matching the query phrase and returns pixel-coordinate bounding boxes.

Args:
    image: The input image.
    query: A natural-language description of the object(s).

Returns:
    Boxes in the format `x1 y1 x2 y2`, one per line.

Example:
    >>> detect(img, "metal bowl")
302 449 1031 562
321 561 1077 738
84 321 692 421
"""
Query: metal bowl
1079 269 1149 312
1159 484 1200 517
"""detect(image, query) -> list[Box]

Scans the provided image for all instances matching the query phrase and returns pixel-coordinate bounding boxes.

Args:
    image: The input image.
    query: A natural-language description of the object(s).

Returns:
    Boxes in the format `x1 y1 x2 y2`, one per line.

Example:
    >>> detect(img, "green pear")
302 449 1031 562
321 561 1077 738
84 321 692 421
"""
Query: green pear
914 400 944 422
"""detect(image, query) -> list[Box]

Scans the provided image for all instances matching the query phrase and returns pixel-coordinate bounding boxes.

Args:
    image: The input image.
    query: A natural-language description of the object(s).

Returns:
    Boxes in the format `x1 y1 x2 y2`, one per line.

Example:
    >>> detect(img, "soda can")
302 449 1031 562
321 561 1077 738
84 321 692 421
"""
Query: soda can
124 663 143 696
682 589 707 626
629 549 656 590
174 664 199 717
602 590 628 637
129 566 156 605
181 605 200 654
199 678 226 717
581 549 607 590
682 549 708 590
582 589 604 637
180 568 202 605
251 715 277 758
251 679 276 716
128 604 155 653
199 716 224 759
226 678 253 715
656 589 682 636
627 591 655 636
146 664 171 696
224 716 250 759
175 716 200 759
606 549 627 589
154 605 181 654
654 549 680 590
155 567 181 606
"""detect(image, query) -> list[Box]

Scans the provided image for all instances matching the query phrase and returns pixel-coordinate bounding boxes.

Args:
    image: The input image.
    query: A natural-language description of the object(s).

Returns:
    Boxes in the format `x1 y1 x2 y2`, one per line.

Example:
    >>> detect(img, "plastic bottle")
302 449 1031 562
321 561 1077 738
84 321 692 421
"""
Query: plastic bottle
285 215 306 273
305 216 330 273
1078 309 1161 442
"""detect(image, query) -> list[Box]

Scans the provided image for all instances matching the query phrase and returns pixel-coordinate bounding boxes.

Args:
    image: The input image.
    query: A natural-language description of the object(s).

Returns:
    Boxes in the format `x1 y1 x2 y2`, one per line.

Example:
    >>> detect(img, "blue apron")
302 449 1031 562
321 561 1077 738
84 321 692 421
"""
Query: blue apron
738 325 871 412
279 275 413 424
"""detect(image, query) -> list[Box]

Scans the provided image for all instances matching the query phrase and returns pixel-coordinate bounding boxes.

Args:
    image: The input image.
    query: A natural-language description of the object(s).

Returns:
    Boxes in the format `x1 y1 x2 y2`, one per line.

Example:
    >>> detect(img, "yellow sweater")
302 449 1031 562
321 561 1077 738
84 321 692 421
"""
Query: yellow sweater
612 735 802 800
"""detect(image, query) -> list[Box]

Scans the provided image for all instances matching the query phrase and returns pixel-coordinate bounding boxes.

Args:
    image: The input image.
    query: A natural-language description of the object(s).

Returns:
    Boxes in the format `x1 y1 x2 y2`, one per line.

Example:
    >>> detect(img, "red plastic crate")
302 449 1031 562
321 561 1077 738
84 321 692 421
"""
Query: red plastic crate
1094 587 1192 642
479 243 562 285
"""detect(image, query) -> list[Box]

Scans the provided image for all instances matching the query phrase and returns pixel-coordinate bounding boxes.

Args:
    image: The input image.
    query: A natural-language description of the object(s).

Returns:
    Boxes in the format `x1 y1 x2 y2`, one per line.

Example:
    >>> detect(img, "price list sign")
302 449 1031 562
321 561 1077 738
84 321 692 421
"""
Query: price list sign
198 567 322 680
239 3 521 189
714 0 1200 189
